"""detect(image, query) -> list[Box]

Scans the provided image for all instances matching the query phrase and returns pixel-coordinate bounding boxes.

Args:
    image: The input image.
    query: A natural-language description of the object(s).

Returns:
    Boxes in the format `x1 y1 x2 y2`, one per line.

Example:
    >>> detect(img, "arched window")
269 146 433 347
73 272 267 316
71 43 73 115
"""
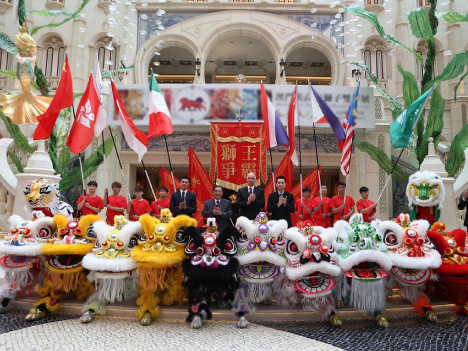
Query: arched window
41 36 66 77
0 48 12 71
96 40 118 73
376 50 384 79
364 50 371 78
416 50 423 80
462 104 467 126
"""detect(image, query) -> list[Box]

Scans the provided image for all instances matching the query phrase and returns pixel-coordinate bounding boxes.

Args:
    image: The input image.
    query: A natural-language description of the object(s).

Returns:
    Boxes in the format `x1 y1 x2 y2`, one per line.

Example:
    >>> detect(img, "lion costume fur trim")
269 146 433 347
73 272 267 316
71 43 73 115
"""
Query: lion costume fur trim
79 215 102 233
41 243 94 255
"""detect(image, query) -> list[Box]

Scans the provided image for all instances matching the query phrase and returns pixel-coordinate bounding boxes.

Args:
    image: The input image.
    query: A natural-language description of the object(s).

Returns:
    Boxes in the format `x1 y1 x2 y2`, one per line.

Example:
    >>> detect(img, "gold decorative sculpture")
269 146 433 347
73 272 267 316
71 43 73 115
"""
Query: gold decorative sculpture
0 23 52 124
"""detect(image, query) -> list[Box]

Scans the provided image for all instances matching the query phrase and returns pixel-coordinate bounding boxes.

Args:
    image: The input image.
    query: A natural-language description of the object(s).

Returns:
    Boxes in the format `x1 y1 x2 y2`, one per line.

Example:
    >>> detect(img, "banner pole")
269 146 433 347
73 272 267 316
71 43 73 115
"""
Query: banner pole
163 134 177 193
101 131 109 203
141 159 157 204
269 148 276 192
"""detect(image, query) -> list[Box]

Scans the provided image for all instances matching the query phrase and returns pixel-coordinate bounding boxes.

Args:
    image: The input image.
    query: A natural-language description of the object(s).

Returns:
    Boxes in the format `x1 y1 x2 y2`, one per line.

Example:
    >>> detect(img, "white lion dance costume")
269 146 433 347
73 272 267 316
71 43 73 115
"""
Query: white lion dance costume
23 178 73 220
406 171 445 225
284 221 342 326
26 214 100 320
374 213 441 322
182 218 239 329
131 210 197 326
80 216 141 323
333 214 393 327
0 214 54 313
233 212 288 328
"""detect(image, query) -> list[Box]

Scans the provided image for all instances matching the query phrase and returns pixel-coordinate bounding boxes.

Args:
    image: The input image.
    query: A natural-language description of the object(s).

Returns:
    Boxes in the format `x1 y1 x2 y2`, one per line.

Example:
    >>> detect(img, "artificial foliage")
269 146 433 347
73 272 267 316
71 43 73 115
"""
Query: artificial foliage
344 1 468 177
0 0 117 193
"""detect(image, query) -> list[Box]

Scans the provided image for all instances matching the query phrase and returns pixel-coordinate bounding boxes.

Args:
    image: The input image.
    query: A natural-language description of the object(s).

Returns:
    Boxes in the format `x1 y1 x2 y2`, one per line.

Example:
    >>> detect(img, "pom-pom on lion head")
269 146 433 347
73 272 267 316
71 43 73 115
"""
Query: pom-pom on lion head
406 171 445 208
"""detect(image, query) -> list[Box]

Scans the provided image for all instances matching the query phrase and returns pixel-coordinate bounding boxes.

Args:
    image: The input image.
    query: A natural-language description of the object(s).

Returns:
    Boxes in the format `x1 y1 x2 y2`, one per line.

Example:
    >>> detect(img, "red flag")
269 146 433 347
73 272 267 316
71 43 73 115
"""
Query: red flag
287 86 298 166
66 74 100 155
188 147 212 226
160 165 180 192
290 166 321 226
264 151 294 212
34 56 73 140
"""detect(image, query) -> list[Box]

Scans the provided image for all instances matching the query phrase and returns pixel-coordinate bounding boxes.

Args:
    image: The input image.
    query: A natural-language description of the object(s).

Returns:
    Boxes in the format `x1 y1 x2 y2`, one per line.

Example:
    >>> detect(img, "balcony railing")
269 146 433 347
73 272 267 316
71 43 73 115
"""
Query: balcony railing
365 0 384 13
45 0 65 10
46 76 61 91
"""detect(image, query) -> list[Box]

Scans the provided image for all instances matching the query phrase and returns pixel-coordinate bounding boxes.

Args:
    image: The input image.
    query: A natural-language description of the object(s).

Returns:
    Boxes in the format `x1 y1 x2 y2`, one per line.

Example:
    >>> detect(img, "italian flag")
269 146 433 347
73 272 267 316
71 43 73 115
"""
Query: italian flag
148 71 173 139
110 78 148 161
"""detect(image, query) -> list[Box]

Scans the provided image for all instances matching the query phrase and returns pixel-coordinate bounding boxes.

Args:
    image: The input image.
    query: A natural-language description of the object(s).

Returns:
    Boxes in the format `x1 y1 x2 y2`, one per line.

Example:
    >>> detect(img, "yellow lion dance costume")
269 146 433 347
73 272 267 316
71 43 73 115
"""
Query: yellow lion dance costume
131 210 197 325
26 214 100 320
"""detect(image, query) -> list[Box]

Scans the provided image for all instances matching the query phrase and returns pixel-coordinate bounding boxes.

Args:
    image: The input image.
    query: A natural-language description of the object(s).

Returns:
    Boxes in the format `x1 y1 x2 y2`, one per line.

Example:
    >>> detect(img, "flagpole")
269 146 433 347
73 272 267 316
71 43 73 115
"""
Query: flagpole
309 79 324 218
78 153 86 198
101 131 109 202
269 148 276 192
107 126 136 218
141 159 158 204
162 134 177 193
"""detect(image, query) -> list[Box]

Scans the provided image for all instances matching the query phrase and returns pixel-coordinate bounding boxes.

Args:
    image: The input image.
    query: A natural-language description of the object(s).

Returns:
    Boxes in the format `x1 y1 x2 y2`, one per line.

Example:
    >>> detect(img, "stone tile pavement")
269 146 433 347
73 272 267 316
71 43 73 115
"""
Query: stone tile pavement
0 312 342 351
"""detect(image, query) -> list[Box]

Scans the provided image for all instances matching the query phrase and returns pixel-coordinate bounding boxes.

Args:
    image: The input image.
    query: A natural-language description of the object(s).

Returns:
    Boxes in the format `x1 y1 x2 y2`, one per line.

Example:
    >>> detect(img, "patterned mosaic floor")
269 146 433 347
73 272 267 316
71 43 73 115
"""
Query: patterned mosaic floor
0 310 341 351
2 309 468 350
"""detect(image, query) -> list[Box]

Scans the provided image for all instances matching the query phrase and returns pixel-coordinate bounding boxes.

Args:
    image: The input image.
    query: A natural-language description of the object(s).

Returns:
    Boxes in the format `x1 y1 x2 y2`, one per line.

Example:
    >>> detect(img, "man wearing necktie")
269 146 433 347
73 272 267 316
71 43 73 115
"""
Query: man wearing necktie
169 175 197 217
267 175 295 228
202 185 233 231
237 172 265 220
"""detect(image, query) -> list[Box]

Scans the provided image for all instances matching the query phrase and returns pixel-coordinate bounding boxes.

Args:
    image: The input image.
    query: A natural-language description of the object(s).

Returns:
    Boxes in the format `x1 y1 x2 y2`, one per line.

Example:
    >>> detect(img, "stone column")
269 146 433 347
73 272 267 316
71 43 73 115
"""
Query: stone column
0 184 6 215
419 138 458 231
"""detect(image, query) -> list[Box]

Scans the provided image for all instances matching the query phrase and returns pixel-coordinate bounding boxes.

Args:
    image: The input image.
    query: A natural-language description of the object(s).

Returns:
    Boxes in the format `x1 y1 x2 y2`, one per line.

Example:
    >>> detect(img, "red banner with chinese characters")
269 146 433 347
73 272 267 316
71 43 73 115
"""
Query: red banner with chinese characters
210 122 267 191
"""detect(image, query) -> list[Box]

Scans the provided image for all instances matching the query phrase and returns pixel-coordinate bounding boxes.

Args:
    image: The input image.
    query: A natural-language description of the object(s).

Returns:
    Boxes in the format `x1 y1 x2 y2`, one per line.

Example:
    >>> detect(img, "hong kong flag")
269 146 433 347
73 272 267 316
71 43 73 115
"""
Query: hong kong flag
66 74 100 155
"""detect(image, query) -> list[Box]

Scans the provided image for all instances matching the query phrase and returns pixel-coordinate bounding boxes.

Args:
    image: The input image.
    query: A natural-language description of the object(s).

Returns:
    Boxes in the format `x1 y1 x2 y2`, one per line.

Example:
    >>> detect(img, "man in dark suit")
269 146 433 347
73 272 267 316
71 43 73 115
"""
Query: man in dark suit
458 189 468 229
237 172 265 220
169 175 197 217
202 185 233 231
267 175 295 228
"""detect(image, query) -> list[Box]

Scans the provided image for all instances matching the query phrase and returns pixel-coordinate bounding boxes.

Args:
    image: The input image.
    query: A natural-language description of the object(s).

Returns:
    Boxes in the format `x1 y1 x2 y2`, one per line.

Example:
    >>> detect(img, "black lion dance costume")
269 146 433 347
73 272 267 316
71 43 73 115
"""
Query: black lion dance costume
182 218 239 329
80 216 141 323
233 212 288 328
131 210 197 326
26 214 100 320
0 214 54 313
284 221 342 326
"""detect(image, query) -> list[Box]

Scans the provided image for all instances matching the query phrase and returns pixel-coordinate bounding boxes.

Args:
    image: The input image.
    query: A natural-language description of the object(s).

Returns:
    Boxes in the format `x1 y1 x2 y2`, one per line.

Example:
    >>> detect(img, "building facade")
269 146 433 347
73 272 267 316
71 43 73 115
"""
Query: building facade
0 0 467 220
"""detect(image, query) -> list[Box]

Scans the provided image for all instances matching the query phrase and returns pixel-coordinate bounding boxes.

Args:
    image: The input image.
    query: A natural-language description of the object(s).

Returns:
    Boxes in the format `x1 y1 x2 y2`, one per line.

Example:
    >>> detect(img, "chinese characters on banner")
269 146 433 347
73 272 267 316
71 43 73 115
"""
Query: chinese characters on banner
210 122 267 191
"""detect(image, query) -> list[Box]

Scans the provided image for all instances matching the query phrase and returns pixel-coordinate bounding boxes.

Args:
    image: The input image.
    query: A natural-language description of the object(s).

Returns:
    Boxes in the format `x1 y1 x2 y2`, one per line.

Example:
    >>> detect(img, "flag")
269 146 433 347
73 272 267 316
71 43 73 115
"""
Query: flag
260 82 289 148
310 85 346 150
110 78 148 161
340 82 360 176
290 166 321 226
188 147 212 226
287 86 298 166
390 84 436 149
148 71 173 139
33 56 73 140
309 82 327 124
160 165 180 193
264 150 294 209
93 54 108 137
66 74 100 155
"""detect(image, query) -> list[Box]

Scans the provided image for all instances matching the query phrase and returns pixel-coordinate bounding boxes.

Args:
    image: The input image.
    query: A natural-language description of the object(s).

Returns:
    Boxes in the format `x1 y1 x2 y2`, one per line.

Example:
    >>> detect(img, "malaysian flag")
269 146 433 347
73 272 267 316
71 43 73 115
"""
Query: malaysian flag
340 82 360 176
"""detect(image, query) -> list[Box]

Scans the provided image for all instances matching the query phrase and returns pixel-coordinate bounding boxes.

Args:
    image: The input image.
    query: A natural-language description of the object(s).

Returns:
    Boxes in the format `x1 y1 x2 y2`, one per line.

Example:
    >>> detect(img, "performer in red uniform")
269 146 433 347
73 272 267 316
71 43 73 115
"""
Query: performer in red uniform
77 181 104 216
356 186 378 223
127 186 152 221
312 184 332 228
295 187 315 223
151 186 171 218
104 181 128 225
331 182 355 224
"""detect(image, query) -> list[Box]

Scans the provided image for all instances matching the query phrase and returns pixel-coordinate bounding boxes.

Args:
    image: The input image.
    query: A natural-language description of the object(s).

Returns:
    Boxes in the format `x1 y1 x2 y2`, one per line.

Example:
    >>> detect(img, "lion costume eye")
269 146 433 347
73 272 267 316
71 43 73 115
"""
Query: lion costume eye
351 234 361 243
277 233 284 244
37 226 53 240
128 234 139 249
174 228 188 244
238 231 248 242
286 241 299 255
384 230 398 246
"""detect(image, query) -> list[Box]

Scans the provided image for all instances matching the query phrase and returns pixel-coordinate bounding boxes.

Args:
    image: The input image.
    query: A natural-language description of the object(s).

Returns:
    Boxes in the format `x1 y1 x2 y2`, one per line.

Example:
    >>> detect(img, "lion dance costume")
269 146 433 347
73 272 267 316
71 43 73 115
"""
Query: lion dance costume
131 210 197 326
333 214 392 327
0 214 54 313
233 212 288 328
374 213 441 322
182 218 239 329
426 222 468 315
80 216 141 323
26 214 99 320
406 171 445 224
284 221 342 326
